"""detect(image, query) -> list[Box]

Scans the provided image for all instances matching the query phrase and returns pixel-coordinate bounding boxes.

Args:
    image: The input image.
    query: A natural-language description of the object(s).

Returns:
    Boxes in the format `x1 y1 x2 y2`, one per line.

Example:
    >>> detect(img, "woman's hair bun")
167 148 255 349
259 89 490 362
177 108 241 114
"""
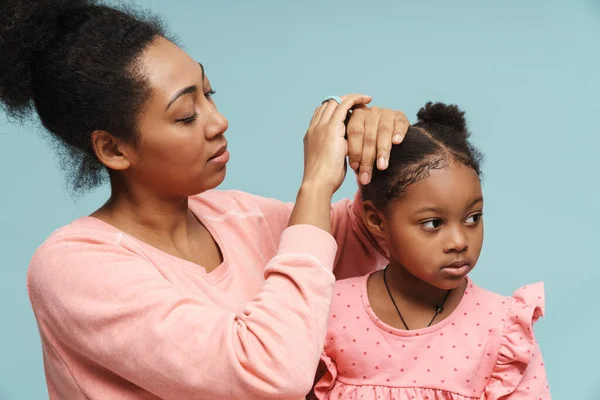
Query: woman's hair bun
0 0 91 117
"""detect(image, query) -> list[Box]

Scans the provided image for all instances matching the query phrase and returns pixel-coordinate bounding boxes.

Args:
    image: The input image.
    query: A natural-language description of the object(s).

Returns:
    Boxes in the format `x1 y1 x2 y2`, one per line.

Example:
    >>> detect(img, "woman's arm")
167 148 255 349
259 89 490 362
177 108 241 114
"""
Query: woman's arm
248 105 408 278
28 227 337 400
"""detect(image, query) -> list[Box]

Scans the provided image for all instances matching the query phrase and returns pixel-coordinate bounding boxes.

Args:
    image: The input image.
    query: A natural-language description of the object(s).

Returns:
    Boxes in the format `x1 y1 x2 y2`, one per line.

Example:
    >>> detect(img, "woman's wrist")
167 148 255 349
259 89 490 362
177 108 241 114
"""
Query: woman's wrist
298 180 334 201
288 182 333 233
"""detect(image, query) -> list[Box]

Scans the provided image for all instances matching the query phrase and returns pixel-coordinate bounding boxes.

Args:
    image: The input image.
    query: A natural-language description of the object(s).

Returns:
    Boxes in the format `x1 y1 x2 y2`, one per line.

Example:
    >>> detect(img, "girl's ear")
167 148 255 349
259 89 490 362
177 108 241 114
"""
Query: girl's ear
363 200 387 240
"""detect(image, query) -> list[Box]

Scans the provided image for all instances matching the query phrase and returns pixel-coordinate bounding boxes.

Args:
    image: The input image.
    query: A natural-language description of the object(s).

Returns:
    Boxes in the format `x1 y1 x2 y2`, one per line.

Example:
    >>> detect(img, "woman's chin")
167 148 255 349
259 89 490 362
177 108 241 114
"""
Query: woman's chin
190 168 227 195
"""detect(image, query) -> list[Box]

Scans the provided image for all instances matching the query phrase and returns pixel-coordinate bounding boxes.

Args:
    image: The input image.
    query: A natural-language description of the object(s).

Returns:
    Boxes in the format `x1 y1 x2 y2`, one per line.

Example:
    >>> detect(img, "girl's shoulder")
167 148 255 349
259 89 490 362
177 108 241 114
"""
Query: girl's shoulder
325 274 374 336
330 274 370 311
467 279 545 323
459 280 545 350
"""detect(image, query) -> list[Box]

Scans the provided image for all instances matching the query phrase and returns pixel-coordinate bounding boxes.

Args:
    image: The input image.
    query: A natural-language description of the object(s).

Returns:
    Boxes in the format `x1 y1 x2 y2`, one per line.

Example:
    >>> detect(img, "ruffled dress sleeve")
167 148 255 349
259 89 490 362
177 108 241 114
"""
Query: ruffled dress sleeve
313 351 338 399
484 283 551 399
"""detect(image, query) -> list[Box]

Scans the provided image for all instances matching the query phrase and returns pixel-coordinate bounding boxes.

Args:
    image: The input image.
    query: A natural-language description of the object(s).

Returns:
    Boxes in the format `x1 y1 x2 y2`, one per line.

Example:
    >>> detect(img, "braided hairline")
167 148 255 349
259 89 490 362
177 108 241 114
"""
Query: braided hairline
380 127 479 209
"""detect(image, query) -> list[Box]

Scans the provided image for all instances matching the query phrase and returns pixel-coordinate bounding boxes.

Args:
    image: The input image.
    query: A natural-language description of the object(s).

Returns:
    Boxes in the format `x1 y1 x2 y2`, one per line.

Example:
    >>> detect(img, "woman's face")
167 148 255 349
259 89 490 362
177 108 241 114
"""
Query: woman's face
121 37 230 197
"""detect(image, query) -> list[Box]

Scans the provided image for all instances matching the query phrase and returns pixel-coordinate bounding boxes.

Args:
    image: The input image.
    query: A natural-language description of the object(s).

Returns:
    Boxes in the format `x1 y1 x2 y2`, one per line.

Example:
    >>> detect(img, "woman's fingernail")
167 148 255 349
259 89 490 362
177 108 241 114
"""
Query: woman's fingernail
351 162 359 170
378 157 386 170
360 173 369 185
393 133 402 143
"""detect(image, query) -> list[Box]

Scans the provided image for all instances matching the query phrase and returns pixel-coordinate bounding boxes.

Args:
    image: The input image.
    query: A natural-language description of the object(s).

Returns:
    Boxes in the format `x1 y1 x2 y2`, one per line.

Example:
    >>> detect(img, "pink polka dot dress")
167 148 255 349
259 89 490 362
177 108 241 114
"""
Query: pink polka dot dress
314 273 551 399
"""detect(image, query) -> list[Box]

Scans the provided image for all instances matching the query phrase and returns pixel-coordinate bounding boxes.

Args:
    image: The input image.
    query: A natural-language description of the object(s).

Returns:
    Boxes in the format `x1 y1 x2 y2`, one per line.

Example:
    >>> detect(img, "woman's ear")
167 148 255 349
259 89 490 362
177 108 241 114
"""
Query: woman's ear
362 200 387 240
91 130 135 171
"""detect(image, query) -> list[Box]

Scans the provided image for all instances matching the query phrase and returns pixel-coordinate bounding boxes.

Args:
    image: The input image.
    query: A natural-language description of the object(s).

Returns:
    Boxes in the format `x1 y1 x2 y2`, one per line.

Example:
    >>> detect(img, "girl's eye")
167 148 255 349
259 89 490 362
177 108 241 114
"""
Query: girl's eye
205 89 216 98
466 213 483 224
422 219 443 230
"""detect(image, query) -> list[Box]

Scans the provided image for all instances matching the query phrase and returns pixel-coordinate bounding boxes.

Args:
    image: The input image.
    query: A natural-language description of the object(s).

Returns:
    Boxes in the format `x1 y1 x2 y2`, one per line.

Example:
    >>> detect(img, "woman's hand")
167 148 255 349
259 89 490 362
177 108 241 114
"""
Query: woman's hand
301 94 373 197
346 106 410 185
289 94 372 232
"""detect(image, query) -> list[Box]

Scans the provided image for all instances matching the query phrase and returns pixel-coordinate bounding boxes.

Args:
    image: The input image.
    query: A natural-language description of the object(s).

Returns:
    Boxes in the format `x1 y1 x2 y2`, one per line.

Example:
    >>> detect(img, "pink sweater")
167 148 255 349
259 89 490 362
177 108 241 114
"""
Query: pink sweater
27 190 388 400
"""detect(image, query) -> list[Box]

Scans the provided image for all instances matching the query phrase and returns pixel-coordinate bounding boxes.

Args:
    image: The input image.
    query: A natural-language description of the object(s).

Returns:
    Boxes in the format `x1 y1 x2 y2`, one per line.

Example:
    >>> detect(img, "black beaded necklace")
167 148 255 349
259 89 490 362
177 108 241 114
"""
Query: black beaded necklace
382 265 452 330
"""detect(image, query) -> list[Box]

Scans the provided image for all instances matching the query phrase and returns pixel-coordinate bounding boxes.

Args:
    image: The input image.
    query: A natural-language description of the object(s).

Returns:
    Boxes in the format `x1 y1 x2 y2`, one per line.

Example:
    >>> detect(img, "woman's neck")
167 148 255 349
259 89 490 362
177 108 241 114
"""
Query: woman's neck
93 178 199 241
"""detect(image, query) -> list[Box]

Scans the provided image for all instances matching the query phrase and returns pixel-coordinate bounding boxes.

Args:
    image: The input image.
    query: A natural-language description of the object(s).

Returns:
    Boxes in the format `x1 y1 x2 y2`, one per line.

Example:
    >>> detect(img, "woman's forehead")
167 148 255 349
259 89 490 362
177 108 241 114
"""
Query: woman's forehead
141 37 206 102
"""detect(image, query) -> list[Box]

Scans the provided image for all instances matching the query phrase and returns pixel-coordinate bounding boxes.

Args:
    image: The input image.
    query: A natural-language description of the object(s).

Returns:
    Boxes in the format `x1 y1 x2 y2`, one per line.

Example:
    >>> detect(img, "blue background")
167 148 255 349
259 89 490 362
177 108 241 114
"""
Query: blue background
1 1 598 398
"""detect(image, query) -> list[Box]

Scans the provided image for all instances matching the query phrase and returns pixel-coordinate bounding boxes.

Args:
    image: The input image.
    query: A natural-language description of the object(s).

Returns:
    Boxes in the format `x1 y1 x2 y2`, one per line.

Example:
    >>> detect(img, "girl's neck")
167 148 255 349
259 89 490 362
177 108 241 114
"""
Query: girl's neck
369 261 468 331
384 261 453 307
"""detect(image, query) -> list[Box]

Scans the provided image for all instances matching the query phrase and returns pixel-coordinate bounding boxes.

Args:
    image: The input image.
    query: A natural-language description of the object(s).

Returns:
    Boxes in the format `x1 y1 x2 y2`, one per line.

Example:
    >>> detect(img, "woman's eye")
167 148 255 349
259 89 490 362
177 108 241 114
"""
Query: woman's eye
176 113 198 125
422 219 443 229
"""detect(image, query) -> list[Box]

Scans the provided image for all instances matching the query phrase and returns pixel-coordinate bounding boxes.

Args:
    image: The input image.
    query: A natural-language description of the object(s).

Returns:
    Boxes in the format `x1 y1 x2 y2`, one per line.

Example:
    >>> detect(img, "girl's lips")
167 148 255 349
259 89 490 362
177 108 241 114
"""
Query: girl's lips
440 262 471 277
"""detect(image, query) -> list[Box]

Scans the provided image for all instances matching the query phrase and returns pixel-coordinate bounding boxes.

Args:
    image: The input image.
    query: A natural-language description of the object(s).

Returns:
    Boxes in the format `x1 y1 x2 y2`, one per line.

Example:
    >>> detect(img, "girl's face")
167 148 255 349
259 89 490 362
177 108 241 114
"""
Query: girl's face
366 160 484 290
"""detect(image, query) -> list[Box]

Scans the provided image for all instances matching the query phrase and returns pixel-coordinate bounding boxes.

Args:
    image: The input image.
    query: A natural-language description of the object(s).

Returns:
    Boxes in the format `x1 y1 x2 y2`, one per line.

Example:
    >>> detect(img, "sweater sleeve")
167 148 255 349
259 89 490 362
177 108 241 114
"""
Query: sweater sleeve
28 225 337 400
242 190 389 280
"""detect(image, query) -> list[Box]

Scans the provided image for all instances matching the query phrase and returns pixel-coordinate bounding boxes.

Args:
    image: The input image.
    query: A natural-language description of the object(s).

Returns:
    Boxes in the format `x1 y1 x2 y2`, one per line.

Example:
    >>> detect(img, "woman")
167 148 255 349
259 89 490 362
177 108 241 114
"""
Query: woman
0 0 408 399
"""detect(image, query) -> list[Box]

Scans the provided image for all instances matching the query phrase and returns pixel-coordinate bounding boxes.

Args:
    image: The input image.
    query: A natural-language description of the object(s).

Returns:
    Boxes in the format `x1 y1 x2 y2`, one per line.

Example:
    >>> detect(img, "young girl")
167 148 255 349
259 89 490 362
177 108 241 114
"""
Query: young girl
313 103 550 399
